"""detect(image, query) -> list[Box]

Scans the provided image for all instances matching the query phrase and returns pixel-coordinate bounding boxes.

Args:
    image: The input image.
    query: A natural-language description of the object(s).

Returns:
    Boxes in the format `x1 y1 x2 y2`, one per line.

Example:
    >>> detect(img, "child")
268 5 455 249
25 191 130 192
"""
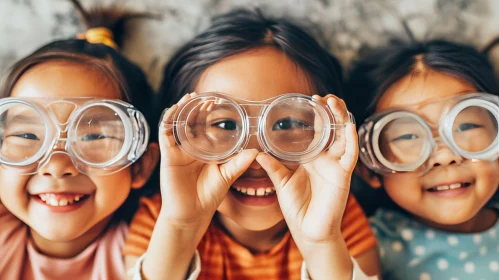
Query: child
346 40 499 280
0 2 159 279
125 9 379 280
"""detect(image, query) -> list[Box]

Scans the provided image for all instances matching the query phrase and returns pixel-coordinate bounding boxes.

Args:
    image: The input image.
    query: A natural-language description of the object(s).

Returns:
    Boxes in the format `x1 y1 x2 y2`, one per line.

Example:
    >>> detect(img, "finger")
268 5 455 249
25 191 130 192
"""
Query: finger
256 153 293 193
159 105 179 148
200 100 211 112
178 93 192 107
321 93 335 103
219 149 259 187
207 100 215 111
326 97 349 159
339 123 359 172
326 96 348 124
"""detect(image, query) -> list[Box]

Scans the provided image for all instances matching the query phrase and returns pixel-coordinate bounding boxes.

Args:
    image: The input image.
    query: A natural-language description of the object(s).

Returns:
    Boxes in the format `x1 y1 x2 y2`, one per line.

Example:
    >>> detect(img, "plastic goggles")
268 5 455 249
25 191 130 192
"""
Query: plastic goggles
0 97 149 175
163 92 353 163
359 93 499 174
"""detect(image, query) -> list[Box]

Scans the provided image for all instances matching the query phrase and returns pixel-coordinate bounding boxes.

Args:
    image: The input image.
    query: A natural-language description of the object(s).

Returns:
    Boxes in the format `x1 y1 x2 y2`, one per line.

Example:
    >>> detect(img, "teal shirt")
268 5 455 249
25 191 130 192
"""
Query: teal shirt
370 207 499 280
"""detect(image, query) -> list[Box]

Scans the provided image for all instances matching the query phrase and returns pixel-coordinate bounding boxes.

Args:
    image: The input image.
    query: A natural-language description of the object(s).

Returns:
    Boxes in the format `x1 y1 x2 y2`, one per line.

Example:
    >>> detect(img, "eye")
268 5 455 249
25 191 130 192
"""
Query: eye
272 117 311 131
391 134 419 142
9 133 40 140
81 134 109 141
455 123 482 132
211 120 238 130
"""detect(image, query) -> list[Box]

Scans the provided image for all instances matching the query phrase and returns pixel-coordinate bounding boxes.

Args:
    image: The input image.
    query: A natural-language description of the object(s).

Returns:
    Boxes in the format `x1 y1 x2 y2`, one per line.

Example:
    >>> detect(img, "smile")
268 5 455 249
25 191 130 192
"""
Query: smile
233 186 276 197
37 193 90 207
426 182 472 192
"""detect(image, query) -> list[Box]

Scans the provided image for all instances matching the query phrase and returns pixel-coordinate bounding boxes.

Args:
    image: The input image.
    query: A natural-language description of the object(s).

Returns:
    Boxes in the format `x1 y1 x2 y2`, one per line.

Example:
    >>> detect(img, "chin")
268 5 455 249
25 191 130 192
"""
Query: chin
33 227 82 242
218 209 285 231
239 219 284 231
422 208 479 226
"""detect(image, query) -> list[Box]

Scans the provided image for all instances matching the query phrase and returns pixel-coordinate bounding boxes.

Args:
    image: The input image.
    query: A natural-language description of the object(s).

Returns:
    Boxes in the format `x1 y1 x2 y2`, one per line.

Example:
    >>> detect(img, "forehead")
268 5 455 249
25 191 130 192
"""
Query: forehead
10 60 121 100
194 46 314 101
376 70 477 112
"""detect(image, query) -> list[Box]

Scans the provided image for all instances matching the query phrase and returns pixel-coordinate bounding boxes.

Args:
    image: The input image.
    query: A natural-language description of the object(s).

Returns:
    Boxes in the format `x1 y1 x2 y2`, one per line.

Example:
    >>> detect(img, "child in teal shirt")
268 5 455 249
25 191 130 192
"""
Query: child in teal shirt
347 40 499 280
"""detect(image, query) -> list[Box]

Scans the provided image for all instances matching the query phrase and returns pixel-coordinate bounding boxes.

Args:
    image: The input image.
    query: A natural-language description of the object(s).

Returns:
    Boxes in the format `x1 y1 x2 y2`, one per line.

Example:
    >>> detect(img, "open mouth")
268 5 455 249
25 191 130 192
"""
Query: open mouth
232 186 276 197
426 182 472 192
35 193 90 207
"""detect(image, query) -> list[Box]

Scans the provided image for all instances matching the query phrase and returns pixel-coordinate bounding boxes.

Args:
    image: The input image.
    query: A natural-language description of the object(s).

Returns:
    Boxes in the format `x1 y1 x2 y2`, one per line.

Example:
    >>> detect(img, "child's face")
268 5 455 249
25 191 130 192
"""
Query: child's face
374 69 499 225
0 61 148 241
194 46 314 230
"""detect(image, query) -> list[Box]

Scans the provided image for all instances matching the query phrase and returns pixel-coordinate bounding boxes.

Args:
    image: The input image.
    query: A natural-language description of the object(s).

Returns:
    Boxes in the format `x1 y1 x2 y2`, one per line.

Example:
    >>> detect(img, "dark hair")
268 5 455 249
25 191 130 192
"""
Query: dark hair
0 0 158 223
345 39 499 215
158 8 344 108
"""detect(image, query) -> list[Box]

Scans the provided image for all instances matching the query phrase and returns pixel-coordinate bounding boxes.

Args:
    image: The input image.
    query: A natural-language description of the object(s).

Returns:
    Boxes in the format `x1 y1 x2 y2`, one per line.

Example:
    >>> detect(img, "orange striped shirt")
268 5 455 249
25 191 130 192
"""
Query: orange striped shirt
124 194 376 280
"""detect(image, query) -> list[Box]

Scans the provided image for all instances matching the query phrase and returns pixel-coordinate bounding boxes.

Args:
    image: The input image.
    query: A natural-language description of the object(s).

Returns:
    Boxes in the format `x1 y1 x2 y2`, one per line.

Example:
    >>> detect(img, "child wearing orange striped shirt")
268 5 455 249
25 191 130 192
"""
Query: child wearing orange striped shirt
125 9 379 280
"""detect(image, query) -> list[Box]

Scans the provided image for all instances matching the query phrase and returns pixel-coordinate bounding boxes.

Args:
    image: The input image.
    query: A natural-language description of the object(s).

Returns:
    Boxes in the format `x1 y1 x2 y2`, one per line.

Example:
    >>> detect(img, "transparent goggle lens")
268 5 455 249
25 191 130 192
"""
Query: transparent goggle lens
452 105 498 153
71 106 126 164
178 96 244 160
378 116 429 166
0 103 46 163
264 96 326 154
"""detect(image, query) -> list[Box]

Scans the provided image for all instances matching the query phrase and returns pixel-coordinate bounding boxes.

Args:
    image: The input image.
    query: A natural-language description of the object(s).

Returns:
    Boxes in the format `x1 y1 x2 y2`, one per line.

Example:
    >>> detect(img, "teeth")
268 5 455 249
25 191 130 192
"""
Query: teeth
436 185 450 191
49 196 59 206
234 186 276 196
432 183 465 192
37 194 85 207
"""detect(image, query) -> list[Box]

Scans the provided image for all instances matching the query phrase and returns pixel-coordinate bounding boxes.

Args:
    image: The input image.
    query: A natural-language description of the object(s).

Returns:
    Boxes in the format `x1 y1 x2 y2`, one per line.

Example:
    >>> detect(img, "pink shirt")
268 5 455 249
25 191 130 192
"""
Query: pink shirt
0 203 128 280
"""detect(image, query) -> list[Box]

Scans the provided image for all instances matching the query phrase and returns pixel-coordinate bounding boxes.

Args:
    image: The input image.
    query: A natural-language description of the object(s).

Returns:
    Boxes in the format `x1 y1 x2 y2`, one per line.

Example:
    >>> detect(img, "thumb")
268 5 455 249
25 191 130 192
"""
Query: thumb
255 153 293 193
219 149 259 186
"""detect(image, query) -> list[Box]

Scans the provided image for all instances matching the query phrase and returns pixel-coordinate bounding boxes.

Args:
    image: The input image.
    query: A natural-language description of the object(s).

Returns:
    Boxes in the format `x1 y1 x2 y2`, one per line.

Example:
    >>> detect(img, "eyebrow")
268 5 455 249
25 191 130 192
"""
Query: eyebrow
4 114 45 125
387 118 423 126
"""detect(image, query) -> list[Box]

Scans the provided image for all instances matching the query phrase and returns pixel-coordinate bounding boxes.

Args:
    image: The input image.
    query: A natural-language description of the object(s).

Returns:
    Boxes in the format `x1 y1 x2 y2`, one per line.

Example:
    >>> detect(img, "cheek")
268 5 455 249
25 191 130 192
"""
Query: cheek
472 161 499 195
0 171 30 216
90 170 133 212
382 174 423 204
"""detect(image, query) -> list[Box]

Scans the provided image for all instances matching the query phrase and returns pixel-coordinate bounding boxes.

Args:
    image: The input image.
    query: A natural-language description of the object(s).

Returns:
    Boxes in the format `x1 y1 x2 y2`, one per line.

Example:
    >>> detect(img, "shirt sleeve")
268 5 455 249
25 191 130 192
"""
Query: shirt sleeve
301 258 378 280
130 251 201 280
123 194 162 257
341 195 378 257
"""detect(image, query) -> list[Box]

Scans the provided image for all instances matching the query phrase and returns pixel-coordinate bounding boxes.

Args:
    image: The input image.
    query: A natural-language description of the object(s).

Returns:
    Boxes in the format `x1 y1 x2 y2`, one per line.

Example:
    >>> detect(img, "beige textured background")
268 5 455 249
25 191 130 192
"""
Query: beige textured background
2 0 499 89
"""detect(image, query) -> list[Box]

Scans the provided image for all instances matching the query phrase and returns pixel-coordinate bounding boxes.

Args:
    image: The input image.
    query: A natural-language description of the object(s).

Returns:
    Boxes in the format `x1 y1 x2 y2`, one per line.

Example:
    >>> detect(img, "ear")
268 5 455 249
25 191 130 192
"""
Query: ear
131 142 160 189
354 162 382 189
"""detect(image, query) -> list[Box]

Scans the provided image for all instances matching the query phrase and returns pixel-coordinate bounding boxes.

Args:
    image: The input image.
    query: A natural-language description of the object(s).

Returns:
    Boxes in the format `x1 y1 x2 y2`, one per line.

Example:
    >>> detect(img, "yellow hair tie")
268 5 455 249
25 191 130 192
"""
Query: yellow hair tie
77 27 118 49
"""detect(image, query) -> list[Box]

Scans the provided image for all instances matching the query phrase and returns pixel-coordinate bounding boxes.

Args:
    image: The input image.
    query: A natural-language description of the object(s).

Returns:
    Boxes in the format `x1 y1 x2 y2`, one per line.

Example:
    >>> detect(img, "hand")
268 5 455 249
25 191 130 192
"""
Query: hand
159 93 258 229
256 94 358 244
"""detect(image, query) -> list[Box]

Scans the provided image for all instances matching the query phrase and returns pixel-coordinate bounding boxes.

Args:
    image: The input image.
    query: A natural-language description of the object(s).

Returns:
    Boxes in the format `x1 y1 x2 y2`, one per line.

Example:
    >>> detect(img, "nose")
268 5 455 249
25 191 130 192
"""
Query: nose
246 134 263 151
427 141 463 168
37 153 79 178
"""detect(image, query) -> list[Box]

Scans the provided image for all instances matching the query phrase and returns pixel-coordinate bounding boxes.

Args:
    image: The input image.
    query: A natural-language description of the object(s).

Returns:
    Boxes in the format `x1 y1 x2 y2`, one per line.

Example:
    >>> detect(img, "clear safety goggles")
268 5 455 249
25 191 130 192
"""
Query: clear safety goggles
163 92 353 164
0 98 149 175
359 93 499 174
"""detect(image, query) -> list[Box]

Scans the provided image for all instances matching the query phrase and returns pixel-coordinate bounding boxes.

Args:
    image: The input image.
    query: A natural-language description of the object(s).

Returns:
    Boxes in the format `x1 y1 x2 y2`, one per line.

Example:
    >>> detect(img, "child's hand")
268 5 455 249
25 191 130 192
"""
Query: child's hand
159 93 258 228
256 94 358 278
143 93 258 280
